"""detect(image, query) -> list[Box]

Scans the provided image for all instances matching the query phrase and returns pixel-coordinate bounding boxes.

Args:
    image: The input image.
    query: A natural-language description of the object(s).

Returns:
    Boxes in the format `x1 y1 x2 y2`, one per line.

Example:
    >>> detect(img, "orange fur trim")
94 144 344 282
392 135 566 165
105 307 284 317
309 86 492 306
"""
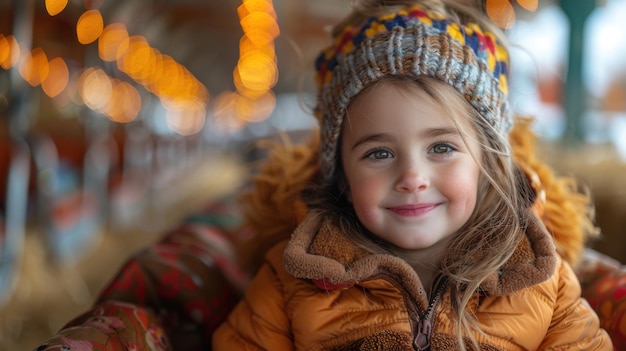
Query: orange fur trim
237 132 320 273
510 117 600 267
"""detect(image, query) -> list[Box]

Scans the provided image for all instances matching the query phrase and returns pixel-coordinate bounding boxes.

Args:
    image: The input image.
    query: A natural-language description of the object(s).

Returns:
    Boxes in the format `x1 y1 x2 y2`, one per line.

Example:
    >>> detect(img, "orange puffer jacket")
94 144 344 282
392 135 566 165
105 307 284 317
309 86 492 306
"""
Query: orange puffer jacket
212 213 612 350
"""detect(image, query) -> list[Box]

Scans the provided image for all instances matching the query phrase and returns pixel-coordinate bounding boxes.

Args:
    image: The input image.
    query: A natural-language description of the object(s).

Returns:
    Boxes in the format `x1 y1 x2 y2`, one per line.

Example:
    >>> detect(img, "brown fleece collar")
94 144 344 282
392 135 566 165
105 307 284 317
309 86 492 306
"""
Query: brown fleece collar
283 212 428 307
480 218 557 295
283 212 557 297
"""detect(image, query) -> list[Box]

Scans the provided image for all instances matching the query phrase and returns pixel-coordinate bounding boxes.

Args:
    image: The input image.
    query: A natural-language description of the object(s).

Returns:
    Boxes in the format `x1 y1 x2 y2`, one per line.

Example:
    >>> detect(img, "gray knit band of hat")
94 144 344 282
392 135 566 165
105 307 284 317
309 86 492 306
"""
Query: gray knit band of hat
314 5 511 181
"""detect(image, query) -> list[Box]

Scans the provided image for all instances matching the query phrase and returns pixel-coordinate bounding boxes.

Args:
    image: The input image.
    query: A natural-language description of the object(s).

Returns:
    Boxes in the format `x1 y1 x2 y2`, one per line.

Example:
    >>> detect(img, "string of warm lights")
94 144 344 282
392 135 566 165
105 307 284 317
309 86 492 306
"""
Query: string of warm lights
97 21 208 134
2 1 536 134
212 0 280 132
0 0 209 136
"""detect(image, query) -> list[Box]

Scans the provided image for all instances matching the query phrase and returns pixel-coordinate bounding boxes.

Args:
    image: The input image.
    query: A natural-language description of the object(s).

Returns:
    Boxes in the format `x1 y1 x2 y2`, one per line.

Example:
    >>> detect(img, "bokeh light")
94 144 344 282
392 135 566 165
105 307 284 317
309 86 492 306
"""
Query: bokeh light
76 9 104 44
237 51 277 91
212 91 247 133
77 67 143 123
41 57 69 98
240 0 276 15
236 90 276 122
45 0 69 16
78 67 112 111
218 0 280 130
98 23 129 62
19 48 49 87
486 0 540 29
113 35 208 132
240 11 279 47
486 0 515 29
118 36 154 82
165 100 206 136
0 35 20 70
103 80 142 123
517 0 538 12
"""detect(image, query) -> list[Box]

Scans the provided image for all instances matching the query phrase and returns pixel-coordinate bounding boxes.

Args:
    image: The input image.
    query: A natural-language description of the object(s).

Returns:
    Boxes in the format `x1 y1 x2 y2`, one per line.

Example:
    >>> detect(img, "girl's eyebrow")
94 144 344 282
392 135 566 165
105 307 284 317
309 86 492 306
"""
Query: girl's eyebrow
351 127 460 150
424 127 460 138
350 133 393 151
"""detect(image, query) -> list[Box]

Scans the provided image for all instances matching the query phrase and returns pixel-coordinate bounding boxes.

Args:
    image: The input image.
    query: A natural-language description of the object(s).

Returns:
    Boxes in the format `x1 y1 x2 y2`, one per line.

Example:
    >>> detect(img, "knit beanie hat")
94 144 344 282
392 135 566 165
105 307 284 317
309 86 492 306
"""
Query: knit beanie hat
314 2 511 181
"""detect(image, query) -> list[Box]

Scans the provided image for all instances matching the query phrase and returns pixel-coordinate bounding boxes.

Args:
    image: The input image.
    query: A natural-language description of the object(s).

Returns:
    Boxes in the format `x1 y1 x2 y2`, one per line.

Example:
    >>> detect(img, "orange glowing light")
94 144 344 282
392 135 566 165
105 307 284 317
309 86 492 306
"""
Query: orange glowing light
240 12 280 46
239 36 276 58
50 69 79 109
19 48 49 87
230 0 279 127
516 0 539 12
237 3 250 20
105 80 141 123
486 0 540 28
166 100 206 136
173 75 201 101
486 0 515 29
107 32 208 112
45 0 68 16
212 91 246 132
42 57 69 98
233 67 266 99
79 67 112 111
131 46 159 83
77 10 104 44
150 55 182 96
249 0 277 18
0 35 20 69
237 52 277 91
99 23 129 61
118 36 150 78
239 0 276 20
235 91 275 122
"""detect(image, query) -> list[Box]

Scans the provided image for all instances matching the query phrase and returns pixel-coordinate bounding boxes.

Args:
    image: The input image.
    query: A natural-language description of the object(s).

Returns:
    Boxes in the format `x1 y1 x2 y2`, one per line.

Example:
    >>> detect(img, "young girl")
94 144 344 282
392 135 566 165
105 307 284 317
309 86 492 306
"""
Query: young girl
213 0 612 349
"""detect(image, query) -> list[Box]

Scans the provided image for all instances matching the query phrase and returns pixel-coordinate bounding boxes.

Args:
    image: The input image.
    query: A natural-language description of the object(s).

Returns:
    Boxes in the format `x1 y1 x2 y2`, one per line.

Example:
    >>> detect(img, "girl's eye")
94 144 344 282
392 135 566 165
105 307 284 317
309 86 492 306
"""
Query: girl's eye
430 143 456 155
365 149 393 160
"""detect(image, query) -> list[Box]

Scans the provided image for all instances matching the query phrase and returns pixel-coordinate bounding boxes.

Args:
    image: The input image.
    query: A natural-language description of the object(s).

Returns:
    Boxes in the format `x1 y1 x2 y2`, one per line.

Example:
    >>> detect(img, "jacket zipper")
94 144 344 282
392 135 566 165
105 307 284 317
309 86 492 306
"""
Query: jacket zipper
414 277 447 351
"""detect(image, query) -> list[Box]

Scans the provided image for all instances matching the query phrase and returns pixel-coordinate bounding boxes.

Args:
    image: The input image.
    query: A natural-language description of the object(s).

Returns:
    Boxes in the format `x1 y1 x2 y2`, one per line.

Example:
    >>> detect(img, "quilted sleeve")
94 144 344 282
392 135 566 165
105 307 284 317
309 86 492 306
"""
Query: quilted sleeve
539 257 613 350
212 260 293 350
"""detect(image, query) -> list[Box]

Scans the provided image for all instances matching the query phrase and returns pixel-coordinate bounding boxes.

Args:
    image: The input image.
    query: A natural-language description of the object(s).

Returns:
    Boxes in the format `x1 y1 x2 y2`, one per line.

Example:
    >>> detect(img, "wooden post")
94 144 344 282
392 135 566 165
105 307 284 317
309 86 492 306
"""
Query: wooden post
558 0 596 144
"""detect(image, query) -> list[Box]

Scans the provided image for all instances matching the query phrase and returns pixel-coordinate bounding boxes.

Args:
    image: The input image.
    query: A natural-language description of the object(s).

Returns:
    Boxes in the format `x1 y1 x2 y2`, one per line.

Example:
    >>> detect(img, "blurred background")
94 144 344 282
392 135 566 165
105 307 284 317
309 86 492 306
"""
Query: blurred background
1 0 625 349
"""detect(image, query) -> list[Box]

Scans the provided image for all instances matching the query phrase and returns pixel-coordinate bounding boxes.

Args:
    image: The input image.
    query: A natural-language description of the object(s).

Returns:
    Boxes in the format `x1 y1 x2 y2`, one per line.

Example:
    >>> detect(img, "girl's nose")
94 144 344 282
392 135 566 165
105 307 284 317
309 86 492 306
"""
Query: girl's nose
394 166 429 193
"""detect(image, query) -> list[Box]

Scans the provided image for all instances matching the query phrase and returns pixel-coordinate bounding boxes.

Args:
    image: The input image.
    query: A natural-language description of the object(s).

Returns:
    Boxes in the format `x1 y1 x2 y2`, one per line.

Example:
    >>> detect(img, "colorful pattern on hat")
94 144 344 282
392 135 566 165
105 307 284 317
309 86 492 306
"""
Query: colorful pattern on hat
314 5 511 180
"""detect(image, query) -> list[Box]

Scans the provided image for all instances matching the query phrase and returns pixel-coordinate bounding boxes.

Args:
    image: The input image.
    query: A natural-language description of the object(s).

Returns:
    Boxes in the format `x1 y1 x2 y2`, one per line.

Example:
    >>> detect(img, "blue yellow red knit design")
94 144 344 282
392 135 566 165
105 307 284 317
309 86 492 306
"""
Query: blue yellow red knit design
314 4 512 181
316 7 510 96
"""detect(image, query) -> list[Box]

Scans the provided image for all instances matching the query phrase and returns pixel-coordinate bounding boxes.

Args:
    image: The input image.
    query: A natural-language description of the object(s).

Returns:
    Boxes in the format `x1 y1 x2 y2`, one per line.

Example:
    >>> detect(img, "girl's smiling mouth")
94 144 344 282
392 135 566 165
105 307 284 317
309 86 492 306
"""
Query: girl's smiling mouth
386 204 439 216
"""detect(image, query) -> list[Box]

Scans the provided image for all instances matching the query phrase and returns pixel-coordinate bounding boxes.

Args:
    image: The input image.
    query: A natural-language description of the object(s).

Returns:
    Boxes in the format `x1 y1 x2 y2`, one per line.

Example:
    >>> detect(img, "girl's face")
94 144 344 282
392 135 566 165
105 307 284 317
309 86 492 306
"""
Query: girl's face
340 80 482 251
